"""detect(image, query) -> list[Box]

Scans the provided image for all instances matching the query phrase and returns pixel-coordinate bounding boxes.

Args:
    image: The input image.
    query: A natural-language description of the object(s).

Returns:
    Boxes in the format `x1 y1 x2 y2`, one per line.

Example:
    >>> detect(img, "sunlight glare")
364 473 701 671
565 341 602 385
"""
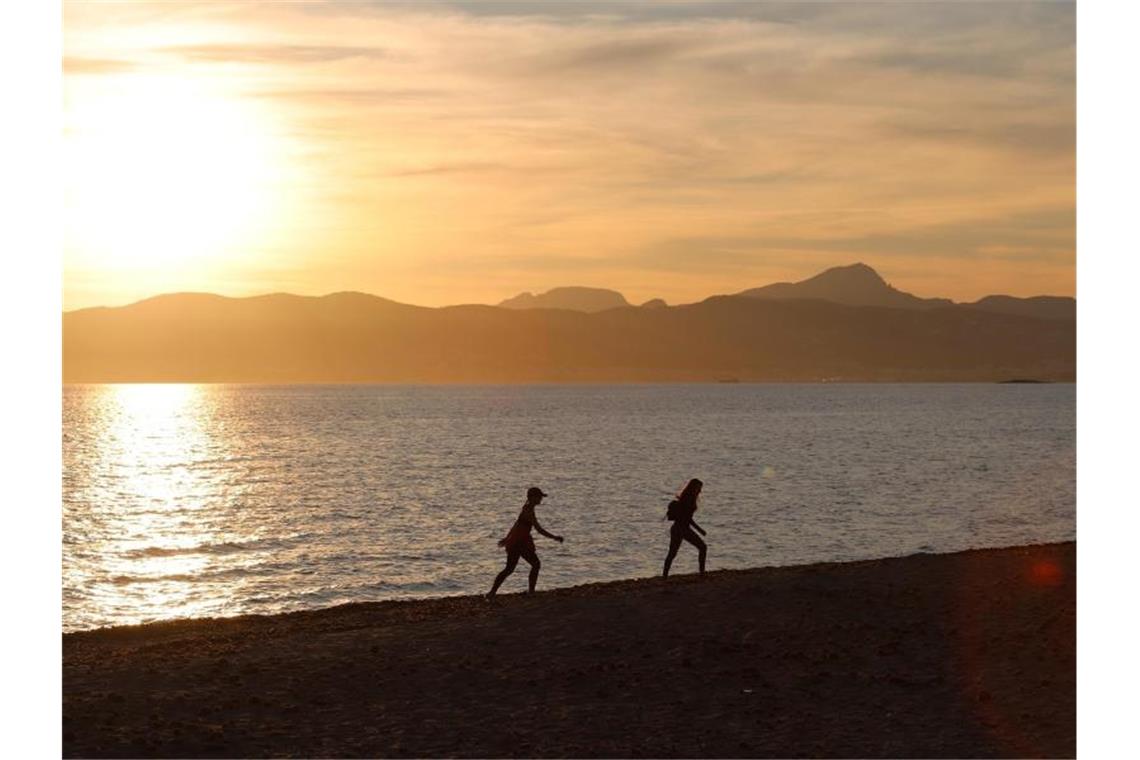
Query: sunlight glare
65 72 286 275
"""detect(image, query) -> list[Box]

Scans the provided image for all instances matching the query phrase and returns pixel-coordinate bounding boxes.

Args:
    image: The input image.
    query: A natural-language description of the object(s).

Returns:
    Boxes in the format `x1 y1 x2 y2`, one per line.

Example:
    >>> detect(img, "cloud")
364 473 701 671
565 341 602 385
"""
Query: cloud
165 43 390 64
63 0 1076 308
381 162 534 178
884 118 1074 157
860 47 1028 78
637 207 1075 275
63 56 139 75
527 36 695 74
293 1 823 24
251 87 447 105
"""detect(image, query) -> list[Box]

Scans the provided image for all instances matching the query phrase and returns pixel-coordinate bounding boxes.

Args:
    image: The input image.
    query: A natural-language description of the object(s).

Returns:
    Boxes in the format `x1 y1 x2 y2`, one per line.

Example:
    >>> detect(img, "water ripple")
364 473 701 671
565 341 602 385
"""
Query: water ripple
63 383 1075 631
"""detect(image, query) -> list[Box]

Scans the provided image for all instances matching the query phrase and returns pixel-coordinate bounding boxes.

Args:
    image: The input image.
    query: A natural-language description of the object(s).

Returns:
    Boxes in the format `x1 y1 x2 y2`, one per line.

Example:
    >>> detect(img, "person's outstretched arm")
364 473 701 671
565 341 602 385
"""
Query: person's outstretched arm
533 518 564 543
690 518 707 536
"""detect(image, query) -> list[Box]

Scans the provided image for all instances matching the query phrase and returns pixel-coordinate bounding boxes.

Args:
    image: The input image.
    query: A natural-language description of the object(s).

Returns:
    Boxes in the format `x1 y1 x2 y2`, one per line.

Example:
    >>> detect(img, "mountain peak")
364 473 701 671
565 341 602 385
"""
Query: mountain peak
737 263 950 310
498 286 630 313
806 262 888 289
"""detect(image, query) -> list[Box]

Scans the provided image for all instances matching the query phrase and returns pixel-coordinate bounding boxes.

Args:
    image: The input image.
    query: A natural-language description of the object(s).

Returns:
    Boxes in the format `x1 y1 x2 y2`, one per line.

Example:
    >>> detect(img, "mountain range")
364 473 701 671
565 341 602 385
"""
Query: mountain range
499 263 1073 321
499 287 632 312
64 264 1074 383
498 286 668 312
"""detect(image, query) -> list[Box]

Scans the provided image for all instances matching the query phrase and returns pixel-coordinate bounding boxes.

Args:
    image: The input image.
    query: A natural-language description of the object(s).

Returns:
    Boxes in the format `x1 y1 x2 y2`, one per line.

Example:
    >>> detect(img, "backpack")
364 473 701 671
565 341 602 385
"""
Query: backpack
666 500 681 521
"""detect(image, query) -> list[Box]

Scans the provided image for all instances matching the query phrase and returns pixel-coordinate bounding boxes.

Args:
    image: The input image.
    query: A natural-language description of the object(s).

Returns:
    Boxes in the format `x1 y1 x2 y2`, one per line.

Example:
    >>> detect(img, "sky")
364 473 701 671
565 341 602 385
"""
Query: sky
63 1 1075 310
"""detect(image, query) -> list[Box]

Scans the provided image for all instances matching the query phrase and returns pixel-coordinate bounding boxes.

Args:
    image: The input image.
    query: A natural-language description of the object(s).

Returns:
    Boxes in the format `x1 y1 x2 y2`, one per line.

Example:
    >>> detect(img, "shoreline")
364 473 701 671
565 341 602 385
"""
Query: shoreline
64 542 1075 757
63 540 1074 638
63 379 1077 387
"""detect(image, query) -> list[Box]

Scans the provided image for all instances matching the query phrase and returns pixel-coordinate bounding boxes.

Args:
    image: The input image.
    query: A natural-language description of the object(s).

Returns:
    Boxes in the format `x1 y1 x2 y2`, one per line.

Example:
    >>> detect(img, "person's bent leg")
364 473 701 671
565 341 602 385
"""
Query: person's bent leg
663 528 682 577
685 530 708 575
488 552 520 596
523 549 541 593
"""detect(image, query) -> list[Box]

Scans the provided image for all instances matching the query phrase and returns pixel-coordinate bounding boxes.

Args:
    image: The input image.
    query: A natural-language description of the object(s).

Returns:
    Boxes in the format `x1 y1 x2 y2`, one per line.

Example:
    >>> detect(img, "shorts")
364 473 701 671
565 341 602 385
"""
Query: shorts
504 535 538 564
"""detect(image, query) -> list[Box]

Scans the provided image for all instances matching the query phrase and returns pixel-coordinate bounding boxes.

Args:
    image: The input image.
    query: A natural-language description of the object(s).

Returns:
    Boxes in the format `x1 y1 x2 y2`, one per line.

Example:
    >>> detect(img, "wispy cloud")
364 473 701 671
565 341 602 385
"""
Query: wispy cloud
250 87 447 105
63 56 139 74
165 43 390 64
883 118 1074 157
63 0 1075 308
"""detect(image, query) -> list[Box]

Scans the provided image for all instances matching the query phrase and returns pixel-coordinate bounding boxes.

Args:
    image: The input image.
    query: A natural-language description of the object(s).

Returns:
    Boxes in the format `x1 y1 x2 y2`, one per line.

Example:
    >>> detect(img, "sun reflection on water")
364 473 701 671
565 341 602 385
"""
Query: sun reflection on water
63 383 1075 632
64 384 239 627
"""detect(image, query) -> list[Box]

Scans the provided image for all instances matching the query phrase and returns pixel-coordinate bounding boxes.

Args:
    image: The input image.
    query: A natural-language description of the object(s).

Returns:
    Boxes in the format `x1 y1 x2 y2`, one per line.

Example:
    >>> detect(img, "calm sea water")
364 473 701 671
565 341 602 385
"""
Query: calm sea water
63 384 1075 631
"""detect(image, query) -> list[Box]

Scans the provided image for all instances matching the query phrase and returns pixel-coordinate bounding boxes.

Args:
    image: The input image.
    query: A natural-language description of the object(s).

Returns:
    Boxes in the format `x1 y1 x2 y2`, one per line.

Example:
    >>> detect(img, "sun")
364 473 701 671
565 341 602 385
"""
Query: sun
65 71 285 277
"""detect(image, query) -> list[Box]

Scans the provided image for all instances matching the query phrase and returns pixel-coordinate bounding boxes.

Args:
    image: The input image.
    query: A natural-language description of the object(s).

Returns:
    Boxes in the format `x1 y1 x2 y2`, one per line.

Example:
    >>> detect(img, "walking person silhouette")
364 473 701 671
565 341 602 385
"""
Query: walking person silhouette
487 486 564 598
663 478 707 577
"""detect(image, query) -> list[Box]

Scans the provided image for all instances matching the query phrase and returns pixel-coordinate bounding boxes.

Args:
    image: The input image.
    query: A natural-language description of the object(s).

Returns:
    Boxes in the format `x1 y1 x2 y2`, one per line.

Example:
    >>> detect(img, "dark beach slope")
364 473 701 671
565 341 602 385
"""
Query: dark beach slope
63 543 1074 758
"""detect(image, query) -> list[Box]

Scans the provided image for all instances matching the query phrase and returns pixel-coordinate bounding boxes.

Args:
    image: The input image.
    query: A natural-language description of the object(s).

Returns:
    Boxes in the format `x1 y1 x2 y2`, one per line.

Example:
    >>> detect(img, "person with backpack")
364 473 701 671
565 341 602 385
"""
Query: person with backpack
487 486 564 598
663 478 707 577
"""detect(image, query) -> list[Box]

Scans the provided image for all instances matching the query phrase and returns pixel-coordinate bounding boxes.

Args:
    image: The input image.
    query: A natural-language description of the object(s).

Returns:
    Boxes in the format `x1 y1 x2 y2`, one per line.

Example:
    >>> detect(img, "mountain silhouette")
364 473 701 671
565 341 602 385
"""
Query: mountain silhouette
498 286 630 312
736 263 954 310
64 289 1074 383
964 295 1075 321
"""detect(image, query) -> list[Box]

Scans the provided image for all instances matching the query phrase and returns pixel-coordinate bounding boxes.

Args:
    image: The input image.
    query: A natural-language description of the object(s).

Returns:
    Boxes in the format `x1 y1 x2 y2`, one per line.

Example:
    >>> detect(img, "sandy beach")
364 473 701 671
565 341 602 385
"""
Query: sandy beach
63 542 1074 758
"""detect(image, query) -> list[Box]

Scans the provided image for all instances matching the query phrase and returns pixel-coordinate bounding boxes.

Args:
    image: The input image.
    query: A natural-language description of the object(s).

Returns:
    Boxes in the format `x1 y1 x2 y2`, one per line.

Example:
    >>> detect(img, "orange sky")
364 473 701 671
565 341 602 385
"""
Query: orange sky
63 1 1075 310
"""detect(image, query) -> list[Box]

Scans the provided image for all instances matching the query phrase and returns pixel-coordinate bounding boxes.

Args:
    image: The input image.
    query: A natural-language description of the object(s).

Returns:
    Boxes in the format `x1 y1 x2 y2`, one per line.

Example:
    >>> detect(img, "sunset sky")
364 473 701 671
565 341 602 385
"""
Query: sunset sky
63 1 1075 310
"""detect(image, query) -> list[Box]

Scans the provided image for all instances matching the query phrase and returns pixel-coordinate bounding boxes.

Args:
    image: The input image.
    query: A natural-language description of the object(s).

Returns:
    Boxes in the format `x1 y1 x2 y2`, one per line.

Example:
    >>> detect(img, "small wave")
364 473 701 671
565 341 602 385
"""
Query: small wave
121 534 309 559
107 558 303 585
245 578 466 607
110 573 195 585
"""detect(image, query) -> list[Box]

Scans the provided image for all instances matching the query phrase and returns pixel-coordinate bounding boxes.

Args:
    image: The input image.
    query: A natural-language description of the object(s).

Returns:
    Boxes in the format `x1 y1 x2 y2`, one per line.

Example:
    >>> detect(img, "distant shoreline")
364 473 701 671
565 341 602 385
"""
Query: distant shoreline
61 540 1074 638
64 541 1075 757
63 289 1075 384
62 379 1078 387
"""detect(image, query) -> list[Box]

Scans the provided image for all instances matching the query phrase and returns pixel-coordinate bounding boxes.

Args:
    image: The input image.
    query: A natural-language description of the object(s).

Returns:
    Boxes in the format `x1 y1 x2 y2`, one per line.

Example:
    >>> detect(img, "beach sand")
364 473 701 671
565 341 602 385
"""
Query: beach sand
63 542 1074 758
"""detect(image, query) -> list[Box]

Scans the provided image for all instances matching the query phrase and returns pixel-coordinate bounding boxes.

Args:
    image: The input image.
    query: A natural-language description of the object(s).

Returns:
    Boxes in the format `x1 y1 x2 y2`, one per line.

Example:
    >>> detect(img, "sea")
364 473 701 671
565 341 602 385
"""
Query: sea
63 383 1075 632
